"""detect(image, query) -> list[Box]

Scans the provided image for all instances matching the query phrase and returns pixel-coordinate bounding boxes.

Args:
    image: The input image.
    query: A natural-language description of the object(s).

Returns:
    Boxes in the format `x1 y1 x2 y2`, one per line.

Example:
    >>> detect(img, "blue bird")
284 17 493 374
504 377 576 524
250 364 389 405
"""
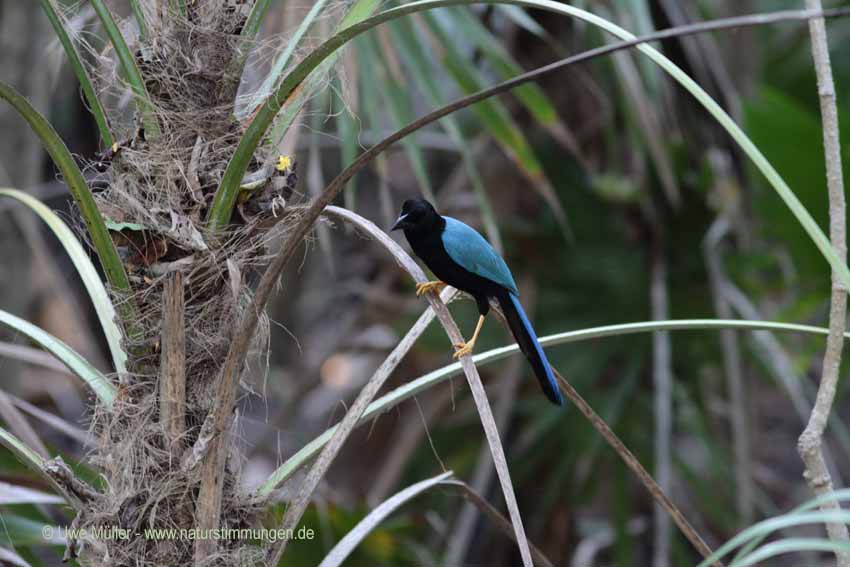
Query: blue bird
391 198 563 406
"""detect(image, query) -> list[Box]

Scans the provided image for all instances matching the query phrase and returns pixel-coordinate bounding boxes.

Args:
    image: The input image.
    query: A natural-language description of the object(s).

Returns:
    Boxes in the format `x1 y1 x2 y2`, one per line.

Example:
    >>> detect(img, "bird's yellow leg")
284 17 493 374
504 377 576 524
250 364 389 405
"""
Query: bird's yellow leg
416 280 447 297
453 315 486 359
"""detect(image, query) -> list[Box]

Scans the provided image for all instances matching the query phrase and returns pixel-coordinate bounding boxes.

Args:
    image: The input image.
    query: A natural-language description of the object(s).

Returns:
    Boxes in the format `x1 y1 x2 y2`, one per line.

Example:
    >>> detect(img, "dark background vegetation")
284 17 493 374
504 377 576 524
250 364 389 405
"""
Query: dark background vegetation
2 0 850 565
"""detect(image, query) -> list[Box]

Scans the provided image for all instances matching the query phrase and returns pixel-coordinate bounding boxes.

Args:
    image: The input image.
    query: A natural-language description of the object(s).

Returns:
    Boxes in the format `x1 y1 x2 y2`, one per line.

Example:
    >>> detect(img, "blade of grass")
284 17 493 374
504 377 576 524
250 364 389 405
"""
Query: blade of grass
89 0 158 137
39 0 114 147
0 309 115 407
9 394 93 447
0 515 64 547
0 83 133 304
0 341 71 374
249 0 381 124
0 390 48 460
257 317 848 496
265 0 382 147
317 471 454 567
0 428 96 512
0 189 127 375
0 546 32 567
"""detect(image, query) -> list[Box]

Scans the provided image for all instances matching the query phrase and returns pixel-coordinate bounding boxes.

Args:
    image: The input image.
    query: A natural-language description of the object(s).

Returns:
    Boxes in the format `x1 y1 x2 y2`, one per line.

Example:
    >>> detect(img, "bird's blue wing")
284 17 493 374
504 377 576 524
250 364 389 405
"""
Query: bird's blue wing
441 217 519 295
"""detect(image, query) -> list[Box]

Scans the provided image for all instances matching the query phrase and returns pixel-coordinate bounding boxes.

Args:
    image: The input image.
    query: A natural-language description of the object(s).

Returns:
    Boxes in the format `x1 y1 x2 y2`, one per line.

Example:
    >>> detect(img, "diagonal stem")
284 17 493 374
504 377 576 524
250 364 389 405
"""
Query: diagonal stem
797 1 850 565
552 369 721 566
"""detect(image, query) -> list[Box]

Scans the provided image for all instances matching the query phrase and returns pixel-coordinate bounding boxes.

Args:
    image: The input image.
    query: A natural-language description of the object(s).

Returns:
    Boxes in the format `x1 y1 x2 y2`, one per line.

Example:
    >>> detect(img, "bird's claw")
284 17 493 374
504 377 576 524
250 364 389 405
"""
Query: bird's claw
416 281 446 297
453 341 475 359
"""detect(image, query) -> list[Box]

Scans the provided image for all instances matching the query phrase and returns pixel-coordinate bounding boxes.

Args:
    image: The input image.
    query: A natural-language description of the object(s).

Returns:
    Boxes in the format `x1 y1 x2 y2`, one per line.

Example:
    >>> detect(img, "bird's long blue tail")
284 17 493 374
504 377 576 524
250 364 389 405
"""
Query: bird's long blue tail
497 292 564 406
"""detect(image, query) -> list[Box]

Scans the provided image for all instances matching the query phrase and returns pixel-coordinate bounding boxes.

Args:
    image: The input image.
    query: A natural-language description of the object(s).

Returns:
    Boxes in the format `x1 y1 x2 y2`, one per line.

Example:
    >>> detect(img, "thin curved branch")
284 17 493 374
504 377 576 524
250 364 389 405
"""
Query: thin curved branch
552 369 719 565
797 1 850 564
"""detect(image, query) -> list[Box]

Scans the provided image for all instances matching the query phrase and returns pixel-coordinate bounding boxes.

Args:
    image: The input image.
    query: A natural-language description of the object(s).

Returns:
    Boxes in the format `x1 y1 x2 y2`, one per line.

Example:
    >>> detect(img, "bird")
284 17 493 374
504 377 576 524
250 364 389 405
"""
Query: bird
391 198 563 406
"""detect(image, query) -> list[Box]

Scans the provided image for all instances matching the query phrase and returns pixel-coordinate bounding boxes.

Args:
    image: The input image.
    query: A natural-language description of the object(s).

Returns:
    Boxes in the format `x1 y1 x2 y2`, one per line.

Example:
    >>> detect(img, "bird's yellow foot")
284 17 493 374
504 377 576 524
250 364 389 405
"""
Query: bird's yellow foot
416 280 447 297
453 340 476 359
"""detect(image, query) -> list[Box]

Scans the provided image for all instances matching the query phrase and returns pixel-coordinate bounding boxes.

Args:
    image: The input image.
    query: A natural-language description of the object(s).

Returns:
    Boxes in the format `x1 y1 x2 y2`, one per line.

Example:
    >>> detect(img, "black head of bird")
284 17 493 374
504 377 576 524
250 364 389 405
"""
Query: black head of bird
390 198 441 233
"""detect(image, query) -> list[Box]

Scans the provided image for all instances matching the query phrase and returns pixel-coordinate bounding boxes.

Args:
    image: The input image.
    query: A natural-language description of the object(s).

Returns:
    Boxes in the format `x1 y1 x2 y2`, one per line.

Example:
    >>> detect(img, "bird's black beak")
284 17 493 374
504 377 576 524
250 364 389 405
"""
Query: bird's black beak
390 213 408 232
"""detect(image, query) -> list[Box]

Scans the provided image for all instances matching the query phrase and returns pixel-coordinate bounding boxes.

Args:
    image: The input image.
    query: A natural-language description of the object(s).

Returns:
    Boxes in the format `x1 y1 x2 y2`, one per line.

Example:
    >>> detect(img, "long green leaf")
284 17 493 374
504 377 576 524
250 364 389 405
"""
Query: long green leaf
0 309 115 407
89 0 159 137
0 82 132 301
39 0 114 146
256 317 842 497
212 0 850 288
0 545 32 567
0 189 126 375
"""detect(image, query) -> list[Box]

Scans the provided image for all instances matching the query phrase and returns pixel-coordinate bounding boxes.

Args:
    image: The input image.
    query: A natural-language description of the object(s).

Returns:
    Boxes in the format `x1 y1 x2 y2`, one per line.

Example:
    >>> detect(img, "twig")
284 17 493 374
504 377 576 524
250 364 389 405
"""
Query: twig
267 207 533 566
797 1 850 565
650 227 673 567
43 455 99 509
160 271 186 459
552 370 721 566
704 218 754 526
444 284 530 566
193 420 230 562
